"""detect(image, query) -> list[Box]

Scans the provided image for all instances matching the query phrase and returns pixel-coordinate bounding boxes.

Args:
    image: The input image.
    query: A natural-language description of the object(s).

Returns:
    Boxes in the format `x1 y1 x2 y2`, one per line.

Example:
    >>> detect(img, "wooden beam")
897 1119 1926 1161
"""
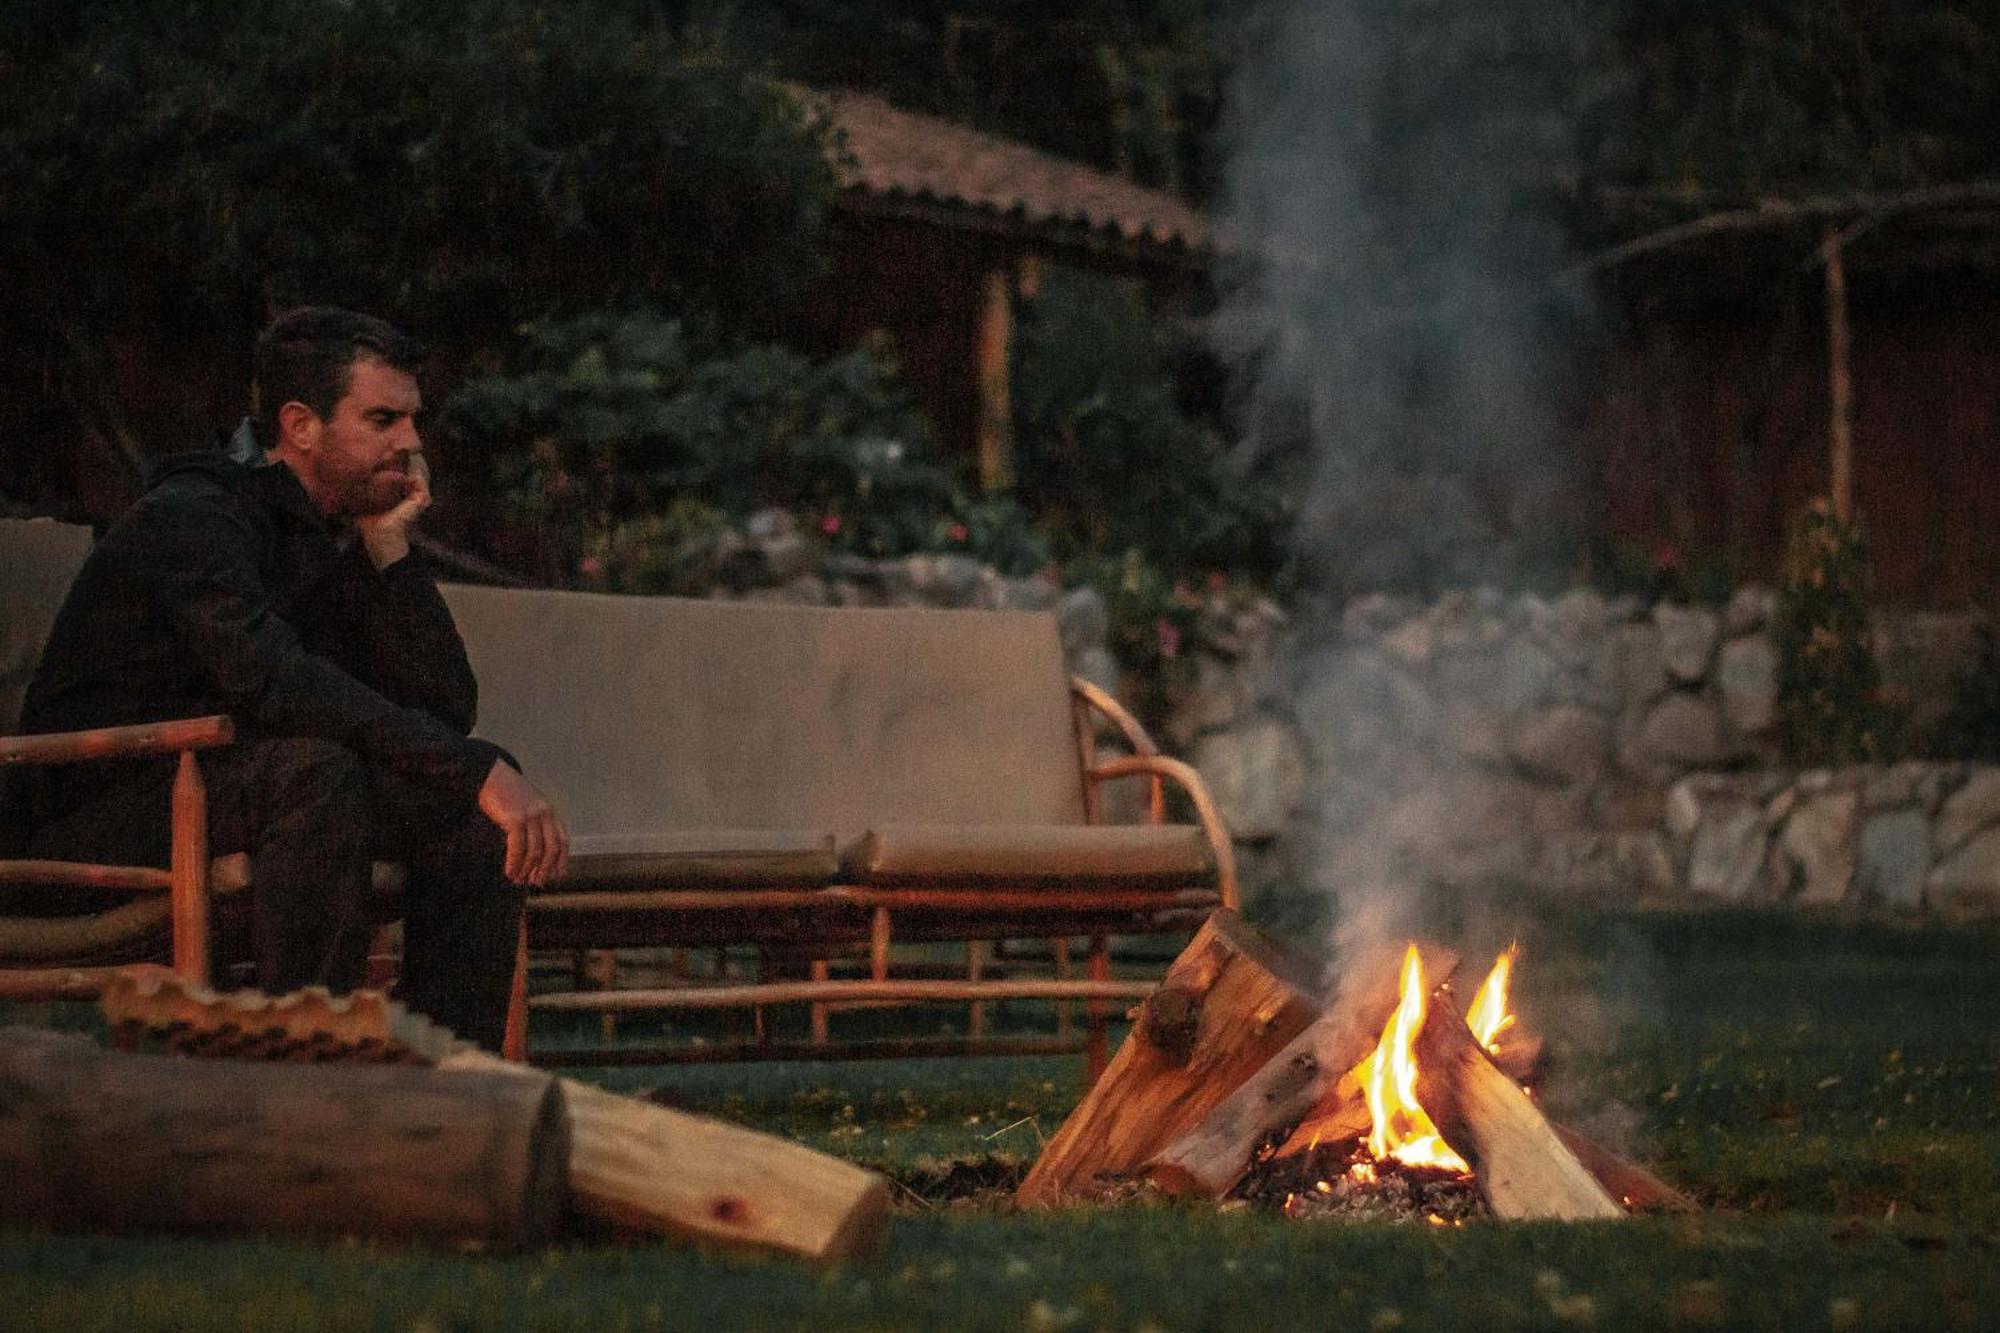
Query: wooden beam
169 749 209 986
0 861 172 891
975 267 1016 492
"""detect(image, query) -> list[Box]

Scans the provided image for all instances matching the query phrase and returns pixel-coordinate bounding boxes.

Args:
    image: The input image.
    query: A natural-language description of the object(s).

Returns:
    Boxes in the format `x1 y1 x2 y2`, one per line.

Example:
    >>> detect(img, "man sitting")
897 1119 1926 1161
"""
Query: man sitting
21 307 566 1050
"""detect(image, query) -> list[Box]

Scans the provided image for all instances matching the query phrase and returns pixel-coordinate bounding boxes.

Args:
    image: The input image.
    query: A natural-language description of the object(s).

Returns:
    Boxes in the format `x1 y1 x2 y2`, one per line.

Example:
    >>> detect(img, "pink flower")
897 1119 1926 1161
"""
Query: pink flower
948 523 969 543
1156 618 1182 660
578 555 605 579
821 514 843 536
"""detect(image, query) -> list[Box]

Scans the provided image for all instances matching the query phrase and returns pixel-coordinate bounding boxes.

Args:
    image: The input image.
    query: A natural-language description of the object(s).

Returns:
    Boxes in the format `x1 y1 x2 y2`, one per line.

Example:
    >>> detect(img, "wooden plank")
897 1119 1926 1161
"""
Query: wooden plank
1413 991 1623 1221
1016 911 1322 1207
0 965 126 1001
0 714 234 766
530 887 1219 914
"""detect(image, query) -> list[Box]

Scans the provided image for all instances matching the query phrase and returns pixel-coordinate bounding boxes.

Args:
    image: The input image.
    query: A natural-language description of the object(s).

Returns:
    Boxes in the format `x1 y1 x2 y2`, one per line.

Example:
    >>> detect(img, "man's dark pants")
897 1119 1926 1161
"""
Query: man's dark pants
27 736 524 1051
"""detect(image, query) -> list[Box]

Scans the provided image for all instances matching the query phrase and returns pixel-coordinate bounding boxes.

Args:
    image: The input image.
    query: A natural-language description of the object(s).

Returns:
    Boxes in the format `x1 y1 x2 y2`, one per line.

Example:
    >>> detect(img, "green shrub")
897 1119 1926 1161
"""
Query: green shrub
1773 500 1903 766
444 307 1051 583
1931 621 2000 762
1013 267 1290 587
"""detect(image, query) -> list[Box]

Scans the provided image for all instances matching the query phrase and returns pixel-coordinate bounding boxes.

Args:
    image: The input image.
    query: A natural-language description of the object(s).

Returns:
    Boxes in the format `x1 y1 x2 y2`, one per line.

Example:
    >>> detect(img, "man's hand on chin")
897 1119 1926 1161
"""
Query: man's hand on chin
477 759 570 887
356 453 430 570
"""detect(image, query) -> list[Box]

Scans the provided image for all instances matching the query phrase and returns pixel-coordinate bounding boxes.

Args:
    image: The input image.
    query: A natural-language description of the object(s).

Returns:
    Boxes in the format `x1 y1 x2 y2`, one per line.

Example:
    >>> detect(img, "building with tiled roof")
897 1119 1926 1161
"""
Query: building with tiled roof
801 86 1209 267
789 87 1213 483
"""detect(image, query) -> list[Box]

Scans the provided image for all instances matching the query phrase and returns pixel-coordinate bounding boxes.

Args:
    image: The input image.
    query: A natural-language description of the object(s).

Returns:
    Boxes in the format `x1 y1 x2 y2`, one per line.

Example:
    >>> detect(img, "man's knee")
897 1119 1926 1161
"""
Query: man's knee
243 738 373 857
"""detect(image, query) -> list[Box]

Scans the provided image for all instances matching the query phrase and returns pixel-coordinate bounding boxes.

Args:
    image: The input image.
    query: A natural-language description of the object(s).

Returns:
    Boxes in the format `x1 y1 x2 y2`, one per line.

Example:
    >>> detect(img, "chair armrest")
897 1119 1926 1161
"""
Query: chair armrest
0 715 235 766
1068 676 1160 756
1087 754 1239 911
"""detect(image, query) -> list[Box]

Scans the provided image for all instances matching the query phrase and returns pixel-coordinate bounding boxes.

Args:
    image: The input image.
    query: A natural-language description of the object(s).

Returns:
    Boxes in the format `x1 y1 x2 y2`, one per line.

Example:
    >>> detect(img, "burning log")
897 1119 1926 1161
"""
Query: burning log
1142 944 1459 1199
99 966 891 1261
1551 1122 1694 1213
1015 911 1323 1207
1413 989 1622 1220
0 1025 567 1249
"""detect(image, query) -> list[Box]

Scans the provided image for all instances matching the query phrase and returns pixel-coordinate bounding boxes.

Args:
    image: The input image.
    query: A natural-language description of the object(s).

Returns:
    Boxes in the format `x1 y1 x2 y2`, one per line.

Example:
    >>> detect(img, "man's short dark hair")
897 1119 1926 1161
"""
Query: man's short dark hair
252 307 425 450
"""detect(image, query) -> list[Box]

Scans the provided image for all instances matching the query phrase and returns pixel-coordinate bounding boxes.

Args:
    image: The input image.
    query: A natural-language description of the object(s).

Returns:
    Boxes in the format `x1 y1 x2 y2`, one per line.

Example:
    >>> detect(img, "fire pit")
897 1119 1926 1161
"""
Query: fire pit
1017 913 1689 1220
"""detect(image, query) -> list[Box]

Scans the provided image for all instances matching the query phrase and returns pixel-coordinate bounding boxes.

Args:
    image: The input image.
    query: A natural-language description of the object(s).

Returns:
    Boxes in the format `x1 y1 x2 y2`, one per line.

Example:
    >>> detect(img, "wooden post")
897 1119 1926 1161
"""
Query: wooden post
809 958 830 1045
975 267 1015 493
1016 912 1322 1207
1823 222 1855 523
168 749 209 986
502 916 529 1063
0 1027 568 1249
1085 933 1110 1082
870 907 891 982
967 939 988 1038
1054 937 1074 1040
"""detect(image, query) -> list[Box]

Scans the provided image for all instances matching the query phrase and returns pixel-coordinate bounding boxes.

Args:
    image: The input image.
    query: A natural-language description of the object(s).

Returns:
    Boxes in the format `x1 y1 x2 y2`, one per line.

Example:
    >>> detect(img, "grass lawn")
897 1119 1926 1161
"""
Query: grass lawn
4 906 1998 1330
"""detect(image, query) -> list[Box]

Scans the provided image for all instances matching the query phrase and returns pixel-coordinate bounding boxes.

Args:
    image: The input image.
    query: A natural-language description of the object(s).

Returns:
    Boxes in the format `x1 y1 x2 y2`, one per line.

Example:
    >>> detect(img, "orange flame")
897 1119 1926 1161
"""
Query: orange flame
1359 944 1468 1171
1465 944 1519 1053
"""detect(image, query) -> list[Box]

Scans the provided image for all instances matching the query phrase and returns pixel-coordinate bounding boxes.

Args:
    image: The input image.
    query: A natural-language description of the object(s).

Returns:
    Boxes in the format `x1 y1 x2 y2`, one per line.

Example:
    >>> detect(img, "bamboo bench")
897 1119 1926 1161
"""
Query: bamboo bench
440 582 1237 1071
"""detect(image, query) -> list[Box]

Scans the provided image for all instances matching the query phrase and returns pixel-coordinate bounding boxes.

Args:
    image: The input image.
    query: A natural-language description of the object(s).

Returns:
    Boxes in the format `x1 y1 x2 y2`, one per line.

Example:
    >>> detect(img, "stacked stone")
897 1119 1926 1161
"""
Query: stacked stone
1669 766 2000 915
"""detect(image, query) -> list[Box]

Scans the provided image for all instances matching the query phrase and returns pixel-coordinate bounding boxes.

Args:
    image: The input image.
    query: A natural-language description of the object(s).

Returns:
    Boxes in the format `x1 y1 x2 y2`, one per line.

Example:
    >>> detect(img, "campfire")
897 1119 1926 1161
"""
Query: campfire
1018 914 1689 1220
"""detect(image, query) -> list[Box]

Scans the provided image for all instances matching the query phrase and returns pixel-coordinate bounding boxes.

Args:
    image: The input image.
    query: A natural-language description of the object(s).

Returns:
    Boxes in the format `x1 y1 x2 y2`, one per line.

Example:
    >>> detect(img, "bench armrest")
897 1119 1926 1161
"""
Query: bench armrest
1087 754 1239 911
0 715 235 767
1068 676 1159 756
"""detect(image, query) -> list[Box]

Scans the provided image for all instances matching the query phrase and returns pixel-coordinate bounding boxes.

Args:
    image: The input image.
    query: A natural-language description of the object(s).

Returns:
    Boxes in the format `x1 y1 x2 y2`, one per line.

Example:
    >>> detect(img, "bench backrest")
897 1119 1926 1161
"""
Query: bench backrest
442 583 1089 844
0 519 95 735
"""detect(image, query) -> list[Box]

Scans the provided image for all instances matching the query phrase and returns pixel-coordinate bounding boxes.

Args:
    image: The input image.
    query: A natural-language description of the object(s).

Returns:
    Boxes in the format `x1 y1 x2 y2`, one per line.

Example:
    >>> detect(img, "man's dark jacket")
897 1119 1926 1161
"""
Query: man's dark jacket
21 450 502 819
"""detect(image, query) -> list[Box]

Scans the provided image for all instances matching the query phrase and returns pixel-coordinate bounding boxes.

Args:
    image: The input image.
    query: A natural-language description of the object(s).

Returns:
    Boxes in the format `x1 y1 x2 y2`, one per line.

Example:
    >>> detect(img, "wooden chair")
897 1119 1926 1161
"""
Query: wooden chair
0 518 527 1058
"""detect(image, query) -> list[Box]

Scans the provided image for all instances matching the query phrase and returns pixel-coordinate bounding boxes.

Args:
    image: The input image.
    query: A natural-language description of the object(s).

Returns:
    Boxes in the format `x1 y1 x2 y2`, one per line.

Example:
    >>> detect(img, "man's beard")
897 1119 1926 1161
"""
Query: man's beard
336 466 412 518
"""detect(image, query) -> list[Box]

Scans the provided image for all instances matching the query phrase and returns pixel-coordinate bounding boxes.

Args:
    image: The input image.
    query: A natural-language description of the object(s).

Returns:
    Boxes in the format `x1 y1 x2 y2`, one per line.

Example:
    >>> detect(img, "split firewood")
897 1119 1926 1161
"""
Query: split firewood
1144 944 1459 1199
1015 910 1323 1208
1413 990 1622 1221
0 1025 567 1250
100 966 891 1262
1551 1122 1694 1213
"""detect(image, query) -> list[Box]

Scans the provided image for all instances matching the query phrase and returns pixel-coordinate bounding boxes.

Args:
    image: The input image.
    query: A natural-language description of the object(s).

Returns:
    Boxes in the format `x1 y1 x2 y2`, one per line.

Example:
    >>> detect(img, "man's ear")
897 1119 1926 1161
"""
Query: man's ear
275 400 321 453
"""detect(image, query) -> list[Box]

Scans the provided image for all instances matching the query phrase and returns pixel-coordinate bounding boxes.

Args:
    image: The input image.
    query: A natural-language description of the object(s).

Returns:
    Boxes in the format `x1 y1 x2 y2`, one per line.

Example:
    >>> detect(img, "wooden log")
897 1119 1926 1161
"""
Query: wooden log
0 1026 567 1249
1144 944 1459 1199
447 1051 890 1262
98 968 892 1262
1413 991 1622 1220
1552 1122 1694 1213
1015 910 1323 1207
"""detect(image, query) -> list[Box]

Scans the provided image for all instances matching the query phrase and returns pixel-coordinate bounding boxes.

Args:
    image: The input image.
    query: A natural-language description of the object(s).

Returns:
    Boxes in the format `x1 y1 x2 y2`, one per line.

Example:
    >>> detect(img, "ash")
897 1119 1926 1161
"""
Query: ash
1234 1133 1487 1225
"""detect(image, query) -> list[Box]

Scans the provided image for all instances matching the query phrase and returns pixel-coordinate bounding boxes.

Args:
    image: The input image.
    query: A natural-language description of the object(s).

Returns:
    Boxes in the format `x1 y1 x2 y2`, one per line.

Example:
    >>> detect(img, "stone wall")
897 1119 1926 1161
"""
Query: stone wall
696 512 1996 916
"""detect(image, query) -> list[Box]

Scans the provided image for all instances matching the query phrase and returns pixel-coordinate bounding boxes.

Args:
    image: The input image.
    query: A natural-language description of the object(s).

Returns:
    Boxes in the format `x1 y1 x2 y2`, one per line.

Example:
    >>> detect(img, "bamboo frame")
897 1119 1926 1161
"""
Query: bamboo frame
529 977 1156 1013
0 714 233 766
0 714 233 999
1087 755 1240 911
